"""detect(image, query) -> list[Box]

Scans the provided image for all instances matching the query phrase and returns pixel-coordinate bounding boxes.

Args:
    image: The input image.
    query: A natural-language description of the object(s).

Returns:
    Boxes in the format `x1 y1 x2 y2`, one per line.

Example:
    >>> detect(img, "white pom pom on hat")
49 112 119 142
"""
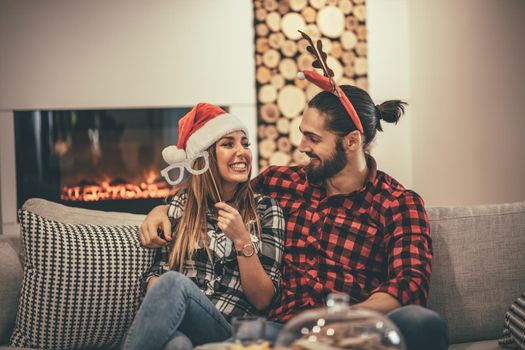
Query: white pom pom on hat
297 71 306 80
162 146 187 165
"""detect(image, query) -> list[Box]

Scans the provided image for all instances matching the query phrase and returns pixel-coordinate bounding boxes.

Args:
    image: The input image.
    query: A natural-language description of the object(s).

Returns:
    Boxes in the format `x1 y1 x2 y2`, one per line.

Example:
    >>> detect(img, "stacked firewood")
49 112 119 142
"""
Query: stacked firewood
253 0 368 170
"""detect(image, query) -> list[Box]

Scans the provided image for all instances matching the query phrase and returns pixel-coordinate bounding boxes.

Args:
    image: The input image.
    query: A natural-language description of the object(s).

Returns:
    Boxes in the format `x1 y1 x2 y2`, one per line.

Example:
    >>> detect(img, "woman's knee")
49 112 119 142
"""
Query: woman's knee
150 271 195 297
163 331 193 350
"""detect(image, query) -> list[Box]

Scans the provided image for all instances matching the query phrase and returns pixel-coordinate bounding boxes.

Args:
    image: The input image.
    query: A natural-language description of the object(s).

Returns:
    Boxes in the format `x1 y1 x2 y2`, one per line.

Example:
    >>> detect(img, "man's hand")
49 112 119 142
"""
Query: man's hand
139 204 171 248
354 292 401 314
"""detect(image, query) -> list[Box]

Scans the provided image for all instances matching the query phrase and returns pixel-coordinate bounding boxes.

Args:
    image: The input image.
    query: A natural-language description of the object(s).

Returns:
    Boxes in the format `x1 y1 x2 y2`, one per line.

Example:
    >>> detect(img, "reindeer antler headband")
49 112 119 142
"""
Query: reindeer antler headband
297 30 364 134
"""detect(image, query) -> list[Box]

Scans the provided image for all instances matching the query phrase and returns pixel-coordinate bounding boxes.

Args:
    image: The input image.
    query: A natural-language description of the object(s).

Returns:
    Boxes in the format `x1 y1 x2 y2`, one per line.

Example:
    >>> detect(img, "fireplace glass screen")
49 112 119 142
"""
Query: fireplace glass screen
14 108 195 214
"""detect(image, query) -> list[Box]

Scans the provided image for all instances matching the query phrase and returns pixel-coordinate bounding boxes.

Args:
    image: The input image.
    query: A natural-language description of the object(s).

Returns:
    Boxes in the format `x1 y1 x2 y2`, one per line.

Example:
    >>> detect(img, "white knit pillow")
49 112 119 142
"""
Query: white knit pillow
10 210 155 349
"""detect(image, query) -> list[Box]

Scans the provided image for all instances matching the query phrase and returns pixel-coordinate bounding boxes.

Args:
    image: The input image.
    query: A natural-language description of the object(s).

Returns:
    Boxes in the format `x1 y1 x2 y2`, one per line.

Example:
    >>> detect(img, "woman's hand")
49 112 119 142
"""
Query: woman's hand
139 204 171 248
216 202 274 311
214 202 251 249
147 276 159 291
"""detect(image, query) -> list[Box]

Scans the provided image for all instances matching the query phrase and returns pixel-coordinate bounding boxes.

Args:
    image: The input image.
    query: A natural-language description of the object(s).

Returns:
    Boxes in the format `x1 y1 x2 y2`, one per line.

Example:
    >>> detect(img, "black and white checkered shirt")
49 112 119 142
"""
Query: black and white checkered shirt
143 191 285 320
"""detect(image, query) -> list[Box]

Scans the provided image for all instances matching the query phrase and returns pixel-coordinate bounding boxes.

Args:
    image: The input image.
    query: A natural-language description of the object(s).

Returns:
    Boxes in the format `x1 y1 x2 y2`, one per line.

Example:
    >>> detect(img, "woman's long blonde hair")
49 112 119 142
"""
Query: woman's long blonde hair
168 143 261 270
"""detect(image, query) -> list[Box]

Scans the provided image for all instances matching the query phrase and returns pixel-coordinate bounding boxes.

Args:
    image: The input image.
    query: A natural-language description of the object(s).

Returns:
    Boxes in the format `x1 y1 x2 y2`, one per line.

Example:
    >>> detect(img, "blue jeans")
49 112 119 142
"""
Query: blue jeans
123 271 232 350
388 305 448 350
263 305 448 350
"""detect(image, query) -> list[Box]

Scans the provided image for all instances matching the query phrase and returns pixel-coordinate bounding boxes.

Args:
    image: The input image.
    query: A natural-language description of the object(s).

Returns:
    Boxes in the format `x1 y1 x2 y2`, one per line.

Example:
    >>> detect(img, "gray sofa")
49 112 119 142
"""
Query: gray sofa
1 198 524 349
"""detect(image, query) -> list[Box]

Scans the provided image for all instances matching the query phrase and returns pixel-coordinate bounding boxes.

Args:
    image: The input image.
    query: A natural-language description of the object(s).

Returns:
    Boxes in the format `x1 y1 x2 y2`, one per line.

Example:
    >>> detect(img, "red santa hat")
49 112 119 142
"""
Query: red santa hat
162 102 249 165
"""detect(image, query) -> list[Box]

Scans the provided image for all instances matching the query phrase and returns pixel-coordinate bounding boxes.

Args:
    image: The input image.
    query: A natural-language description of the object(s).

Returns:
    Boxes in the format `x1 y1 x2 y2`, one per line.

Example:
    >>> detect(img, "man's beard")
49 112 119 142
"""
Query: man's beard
306 138 348 183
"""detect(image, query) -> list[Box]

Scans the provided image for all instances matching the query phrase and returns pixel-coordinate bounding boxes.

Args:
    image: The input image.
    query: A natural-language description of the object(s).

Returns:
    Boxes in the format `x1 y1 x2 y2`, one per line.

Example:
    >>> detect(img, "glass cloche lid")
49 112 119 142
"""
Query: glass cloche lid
274 293 405 350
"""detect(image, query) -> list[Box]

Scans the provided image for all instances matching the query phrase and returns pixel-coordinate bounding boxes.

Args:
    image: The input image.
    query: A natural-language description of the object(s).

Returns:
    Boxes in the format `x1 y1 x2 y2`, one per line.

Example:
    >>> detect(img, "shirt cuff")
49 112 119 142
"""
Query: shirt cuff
371 280 420 306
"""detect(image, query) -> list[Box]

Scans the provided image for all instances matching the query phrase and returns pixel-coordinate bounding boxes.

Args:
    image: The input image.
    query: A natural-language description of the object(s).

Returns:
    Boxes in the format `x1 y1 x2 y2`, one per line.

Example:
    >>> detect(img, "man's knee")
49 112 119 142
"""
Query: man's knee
388 305 448 349
390 305 440 322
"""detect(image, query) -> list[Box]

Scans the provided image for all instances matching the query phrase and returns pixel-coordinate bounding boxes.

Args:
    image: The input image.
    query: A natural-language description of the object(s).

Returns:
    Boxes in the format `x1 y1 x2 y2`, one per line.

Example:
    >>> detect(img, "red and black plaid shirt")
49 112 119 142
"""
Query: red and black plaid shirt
251 155 432 322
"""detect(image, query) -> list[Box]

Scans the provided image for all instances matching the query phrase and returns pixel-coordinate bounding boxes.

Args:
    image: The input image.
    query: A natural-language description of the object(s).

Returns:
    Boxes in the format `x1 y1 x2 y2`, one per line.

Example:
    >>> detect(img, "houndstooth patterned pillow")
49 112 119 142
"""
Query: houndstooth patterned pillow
10 210 155 349
499 291 525 349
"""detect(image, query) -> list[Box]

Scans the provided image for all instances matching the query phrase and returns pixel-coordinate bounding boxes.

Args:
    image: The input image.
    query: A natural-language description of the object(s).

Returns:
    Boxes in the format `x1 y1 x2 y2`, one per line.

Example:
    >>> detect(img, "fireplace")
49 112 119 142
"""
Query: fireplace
14 108 198 214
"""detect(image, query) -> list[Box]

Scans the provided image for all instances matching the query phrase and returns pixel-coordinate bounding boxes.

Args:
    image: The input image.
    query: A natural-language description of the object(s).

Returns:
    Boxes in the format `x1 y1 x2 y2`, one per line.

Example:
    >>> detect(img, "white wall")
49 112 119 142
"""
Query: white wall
408 0 525 206
0 113 17 233
367 0 413 188
369 0 525 206
0 0 256 110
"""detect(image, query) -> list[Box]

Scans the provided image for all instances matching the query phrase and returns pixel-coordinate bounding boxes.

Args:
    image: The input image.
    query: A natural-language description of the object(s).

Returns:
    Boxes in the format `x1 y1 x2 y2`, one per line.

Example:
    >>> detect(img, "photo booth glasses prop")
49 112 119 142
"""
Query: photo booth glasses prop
160 151 209 185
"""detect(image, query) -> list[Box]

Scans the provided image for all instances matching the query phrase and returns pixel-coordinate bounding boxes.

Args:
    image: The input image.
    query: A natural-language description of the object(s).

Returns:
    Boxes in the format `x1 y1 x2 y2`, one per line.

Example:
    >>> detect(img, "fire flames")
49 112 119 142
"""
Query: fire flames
60 170 175 202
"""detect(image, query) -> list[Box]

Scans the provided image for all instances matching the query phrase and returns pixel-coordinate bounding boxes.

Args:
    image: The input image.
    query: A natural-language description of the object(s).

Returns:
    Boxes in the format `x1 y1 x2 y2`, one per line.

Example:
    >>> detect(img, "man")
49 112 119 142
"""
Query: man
139 84 448 349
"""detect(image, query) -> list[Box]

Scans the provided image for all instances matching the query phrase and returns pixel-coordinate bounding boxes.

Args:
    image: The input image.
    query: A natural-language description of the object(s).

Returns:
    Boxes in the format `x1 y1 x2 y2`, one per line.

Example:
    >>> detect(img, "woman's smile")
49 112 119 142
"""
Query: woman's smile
229 161 248 172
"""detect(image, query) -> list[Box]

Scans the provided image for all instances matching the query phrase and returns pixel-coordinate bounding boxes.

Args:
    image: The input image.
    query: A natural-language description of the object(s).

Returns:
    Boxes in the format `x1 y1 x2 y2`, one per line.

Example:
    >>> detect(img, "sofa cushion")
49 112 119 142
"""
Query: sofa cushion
22 198 146 226
10 210 155 349
427 201 525 344
448 339 501 350
0 242 23 344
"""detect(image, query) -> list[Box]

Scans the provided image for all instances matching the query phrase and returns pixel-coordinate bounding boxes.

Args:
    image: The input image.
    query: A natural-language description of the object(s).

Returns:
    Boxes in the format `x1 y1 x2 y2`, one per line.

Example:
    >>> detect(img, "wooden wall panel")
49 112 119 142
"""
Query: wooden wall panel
253 0 368 170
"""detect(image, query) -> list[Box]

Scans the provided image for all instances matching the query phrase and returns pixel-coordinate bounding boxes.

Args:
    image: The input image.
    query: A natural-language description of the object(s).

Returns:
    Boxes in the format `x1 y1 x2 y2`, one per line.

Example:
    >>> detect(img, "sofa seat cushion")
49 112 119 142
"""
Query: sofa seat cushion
449 339 501 349
10 210 155 349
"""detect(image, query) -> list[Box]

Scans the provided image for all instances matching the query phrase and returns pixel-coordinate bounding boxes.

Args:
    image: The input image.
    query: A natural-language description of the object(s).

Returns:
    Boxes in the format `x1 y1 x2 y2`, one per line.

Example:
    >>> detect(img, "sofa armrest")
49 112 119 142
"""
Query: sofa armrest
427 201 525 344
0 242 23 344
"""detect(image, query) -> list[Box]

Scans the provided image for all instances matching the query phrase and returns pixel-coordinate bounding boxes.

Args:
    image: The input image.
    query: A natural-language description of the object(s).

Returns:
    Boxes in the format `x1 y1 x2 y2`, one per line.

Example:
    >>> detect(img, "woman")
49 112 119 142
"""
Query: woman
124 103 285 350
